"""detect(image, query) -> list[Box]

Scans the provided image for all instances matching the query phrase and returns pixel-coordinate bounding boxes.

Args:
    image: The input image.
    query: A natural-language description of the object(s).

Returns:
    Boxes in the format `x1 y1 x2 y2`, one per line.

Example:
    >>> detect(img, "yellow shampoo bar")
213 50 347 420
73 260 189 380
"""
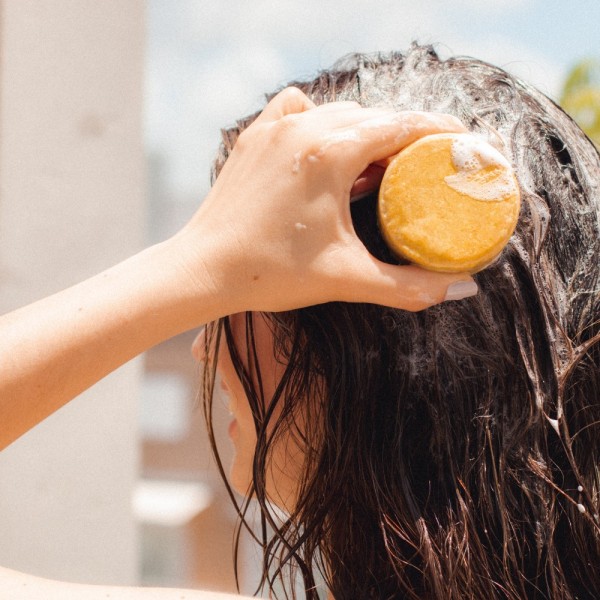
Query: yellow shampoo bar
377 133 521 273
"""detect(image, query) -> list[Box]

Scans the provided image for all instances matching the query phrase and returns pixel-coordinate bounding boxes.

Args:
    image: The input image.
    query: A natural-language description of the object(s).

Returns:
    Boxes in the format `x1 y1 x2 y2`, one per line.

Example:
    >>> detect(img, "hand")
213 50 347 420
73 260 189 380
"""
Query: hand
0 88 479 447
172 87 477 314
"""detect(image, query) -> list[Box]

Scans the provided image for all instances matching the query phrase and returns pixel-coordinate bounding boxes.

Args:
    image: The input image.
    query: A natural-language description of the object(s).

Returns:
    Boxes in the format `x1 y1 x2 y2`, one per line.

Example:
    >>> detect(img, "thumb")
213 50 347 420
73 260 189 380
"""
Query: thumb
340 255 478 311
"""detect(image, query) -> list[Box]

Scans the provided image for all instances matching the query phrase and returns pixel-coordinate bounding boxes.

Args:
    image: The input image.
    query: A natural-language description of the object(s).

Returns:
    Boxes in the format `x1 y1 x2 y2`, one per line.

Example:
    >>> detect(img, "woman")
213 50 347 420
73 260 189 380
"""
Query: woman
0 46 474 598
201 46 600 599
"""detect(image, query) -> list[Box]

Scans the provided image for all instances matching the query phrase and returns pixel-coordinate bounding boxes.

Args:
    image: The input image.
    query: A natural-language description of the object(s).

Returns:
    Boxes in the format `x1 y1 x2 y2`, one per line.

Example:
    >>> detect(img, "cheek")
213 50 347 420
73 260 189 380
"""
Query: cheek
220 313 308 506
228 396 306 505
229 429 257 495
267 427 307 507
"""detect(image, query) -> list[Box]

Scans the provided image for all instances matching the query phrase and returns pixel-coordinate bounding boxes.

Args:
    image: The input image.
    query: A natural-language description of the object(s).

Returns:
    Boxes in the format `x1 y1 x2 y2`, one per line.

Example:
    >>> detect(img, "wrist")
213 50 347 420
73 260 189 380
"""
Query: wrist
153 228 240 330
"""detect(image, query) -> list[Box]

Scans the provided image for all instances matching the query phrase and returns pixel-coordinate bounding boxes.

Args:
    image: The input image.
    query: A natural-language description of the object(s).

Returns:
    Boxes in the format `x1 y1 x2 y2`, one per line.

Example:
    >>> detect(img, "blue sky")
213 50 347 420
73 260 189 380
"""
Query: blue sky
145 0 600 203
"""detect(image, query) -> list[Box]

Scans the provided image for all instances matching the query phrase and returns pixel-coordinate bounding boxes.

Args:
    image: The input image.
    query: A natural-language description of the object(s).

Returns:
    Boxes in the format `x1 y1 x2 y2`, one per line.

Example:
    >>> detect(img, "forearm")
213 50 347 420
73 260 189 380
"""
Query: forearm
0 565 251 600
0 236 225 450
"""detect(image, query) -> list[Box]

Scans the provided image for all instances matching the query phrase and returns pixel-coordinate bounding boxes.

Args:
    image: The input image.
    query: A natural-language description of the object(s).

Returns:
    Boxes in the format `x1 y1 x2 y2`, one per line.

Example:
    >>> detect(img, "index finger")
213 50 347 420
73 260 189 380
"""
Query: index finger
343 111 467 169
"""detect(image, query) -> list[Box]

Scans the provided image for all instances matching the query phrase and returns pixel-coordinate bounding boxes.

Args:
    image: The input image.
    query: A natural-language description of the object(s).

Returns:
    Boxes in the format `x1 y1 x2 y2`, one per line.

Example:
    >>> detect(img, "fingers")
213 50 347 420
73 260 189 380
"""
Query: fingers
339 254 478 311
335 111 467 172
257 90 393 131
306 106 397 130
254 87 316 124
350 164 387 201
312 101 362 112
255 92 466 179
291 110 467 188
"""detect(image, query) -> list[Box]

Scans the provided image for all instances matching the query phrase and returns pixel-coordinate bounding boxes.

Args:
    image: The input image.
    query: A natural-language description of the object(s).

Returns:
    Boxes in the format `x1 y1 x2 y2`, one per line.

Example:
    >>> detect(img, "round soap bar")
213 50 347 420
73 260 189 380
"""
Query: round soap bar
377 133 521 273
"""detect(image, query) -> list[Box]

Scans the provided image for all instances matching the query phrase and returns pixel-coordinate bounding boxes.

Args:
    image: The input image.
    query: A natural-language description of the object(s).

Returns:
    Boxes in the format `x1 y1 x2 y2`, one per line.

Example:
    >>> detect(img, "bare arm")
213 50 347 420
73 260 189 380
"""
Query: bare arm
0 566 252 600
0 237 223 449
0 88 477 450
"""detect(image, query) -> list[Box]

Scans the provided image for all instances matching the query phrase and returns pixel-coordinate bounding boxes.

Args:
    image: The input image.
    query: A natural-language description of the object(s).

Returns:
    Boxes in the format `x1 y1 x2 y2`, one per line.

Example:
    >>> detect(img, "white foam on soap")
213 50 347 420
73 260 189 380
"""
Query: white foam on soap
451 134 511 171
445 135 518 202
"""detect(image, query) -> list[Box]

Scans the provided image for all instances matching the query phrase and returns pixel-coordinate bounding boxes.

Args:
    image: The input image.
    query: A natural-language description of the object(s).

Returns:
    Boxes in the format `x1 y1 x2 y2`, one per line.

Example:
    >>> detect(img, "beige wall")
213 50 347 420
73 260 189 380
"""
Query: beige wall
0 0 145 585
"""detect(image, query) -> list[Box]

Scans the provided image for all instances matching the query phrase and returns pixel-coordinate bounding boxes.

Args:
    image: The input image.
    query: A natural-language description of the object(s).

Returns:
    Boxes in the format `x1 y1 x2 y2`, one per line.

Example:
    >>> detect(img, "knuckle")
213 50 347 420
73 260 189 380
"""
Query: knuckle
406 301 431 313
234 126 254 151
431 112 465 130
306 134 347 166
332 100 361 110
270 112 304 141
449 115 467 130
279 86 308 102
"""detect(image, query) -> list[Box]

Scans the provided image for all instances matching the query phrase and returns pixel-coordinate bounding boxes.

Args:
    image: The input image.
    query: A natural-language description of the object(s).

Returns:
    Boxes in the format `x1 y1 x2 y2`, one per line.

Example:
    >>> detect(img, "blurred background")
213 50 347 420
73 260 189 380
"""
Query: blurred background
0 0 598 597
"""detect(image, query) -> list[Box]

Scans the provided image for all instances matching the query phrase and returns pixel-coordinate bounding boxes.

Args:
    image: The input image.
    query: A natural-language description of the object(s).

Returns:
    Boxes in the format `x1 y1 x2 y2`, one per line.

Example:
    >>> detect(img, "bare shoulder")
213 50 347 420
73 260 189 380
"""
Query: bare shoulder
0 566 251 600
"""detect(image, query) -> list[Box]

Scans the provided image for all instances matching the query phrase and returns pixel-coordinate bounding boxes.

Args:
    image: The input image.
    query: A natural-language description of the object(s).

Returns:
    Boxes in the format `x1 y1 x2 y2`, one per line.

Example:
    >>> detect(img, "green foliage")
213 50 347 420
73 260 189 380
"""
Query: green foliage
560 59 600 147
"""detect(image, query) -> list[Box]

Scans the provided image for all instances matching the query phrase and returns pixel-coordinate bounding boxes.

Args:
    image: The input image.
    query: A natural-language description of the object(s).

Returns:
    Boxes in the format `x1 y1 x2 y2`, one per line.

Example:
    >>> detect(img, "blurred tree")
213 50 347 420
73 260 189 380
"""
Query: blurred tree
560 58 600 147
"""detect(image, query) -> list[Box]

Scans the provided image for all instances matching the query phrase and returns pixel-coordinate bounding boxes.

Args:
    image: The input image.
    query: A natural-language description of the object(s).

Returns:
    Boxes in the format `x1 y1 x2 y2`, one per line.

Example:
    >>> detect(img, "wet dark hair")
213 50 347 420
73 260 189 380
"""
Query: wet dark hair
201 44 600 599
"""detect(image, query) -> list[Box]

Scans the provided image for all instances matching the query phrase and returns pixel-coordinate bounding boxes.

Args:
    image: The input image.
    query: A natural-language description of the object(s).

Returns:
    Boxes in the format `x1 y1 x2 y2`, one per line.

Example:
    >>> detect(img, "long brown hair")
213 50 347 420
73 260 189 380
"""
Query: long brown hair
201 44 600 599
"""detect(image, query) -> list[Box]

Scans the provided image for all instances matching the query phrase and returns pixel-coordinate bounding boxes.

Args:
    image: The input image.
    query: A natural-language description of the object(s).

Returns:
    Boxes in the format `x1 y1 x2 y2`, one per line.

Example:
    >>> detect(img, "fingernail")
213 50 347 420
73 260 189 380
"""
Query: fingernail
444 280 478 302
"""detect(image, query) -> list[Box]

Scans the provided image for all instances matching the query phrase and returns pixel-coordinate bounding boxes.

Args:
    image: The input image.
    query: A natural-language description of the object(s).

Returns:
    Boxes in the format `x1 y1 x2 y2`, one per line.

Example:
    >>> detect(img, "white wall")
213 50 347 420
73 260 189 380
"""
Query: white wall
0 0 145 585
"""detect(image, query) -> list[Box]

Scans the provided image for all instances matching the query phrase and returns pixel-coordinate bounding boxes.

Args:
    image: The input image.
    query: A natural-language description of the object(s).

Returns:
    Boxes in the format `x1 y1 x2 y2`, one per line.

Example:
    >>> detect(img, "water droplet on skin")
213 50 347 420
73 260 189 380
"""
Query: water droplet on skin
292 151 302 174
295 222 307 231
311 129 362 159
